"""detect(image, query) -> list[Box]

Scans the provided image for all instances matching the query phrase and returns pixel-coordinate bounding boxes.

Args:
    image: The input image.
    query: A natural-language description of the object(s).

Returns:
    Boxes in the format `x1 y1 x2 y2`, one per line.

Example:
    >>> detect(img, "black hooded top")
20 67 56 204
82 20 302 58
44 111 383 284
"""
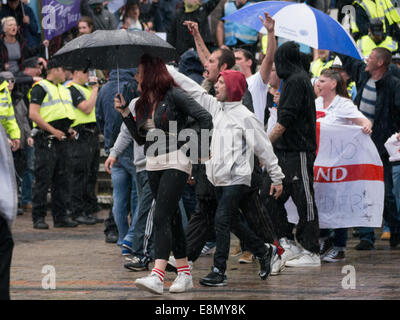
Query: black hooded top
273 41 317 153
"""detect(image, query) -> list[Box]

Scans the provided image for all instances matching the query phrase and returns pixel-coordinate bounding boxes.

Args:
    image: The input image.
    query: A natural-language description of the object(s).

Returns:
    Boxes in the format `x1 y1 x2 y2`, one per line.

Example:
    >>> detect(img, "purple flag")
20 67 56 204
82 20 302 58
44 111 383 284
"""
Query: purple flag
41 0 81 40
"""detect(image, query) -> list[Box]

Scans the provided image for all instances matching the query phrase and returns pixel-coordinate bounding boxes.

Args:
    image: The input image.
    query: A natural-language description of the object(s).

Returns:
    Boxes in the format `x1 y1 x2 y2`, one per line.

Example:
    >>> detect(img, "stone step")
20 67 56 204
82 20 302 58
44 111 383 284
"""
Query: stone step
97 194 113 205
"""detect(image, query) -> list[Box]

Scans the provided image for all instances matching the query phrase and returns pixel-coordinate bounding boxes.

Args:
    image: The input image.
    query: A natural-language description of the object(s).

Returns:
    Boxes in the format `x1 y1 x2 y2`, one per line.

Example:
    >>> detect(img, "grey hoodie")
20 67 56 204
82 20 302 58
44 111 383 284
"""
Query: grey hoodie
167 66 284 187
0 124 17 228
109 98 146 172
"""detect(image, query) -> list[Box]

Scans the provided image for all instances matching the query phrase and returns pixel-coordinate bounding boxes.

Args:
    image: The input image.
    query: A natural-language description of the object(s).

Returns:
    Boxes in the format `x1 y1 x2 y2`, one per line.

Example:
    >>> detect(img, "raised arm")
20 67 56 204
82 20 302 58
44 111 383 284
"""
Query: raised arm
183 20 210 66
166 65 220 118
259 12 276 84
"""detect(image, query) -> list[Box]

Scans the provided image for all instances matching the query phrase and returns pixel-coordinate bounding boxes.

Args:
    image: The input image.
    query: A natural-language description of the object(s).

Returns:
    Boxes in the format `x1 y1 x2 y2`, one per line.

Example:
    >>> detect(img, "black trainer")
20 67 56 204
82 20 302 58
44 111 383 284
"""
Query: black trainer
54 217 79 228
199 267 227 287
320 237 334 257
390 233 400 248
73 214 96 225
105 230 118 243
257 244 276 280
352 228 360 238
88 213 104 224
33 218 49 230
355 240 374 250
124 256 149 271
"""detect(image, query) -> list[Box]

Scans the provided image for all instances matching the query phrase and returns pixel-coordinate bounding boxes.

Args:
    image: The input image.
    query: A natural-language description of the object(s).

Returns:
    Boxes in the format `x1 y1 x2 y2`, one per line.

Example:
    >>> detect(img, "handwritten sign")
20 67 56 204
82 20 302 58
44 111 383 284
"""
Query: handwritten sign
286 123 384 228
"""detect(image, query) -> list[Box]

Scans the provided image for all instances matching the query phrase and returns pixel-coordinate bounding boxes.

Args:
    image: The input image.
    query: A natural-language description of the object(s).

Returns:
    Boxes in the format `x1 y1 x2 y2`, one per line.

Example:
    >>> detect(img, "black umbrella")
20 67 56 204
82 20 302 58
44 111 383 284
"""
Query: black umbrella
52 29 177 91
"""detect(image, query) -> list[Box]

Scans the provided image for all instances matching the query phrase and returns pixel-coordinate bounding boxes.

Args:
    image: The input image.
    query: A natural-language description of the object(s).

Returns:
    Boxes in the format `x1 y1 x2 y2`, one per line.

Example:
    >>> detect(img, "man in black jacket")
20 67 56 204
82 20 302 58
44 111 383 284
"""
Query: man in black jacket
339 48 400 249
167 0 221 57
267 41 321 267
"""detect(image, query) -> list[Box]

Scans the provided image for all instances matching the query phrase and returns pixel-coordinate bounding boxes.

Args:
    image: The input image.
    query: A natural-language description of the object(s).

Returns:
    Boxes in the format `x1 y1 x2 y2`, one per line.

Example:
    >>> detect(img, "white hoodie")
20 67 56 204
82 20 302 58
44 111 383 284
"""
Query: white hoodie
167 65 284 187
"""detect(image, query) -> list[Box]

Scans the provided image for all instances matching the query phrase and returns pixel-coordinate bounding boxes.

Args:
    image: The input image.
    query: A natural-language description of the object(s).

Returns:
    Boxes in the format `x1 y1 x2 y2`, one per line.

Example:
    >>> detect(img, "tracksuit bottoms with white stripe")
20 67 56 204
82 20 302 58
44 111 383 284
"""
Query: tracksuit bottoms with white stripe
266 150 320 254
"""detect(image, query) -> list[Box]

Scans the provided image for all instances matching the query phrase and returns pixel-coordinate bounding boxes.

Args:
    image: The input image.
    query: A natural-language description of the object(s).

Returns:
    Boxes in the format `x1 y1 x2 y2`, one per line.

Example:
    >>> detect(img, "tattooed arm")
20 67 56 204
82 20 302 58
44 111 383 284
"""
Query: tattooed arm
268 122 286 144
183 20 210 66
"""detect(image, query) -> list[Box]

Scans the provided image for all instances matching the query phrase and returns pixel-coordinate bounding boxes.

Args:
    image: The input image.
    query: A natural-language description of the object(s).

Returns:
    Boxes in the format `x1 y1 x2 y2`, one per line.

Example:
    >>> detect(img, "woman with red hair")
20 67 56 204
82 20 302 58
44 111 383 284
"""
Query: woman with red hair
115 54 213 295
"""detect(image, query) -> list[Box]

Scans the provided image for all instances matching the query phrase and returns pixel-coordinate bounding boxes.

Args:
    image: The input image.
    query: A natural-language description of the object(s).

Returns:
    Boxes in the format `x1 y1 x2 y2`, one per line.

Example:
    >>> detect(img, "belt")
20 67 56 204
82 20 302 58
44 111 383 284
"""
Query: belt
74 123 98 134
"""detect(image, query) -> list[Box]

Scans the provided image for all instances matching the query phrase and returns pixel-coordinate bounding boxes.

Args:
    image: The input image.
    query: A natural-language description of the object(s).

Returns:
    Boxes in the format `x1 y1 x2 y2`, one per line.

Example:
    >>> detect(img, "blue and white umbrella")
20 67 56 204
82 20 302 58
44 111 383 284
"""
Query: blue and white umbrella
223 1 363 60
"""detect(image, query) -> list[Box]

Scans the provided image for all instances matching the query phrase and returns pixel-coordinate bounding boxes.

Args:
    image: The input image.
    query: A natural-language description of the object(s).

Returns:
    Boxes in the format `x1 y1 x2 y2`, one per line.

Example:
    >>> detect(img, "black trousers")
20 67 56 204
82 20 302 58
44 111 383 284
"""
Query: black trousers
214 185 269 273
69 131 100 217
185 164 218 262
0 215 13 300
185 197 218 262
147 169 189 261
32 135 69 222
264 151 320 254
185 164 275 264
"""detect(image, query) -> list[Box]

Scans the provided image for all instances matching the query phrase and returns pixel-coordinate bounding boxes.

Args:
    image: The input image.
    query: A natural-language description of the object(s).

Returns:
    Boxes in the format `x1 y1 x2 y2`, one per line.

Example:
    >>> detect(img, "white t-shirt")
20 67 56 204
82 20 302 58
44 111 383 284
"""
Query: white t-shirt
315 95 367 125
246 72 269 124
384 133 400 162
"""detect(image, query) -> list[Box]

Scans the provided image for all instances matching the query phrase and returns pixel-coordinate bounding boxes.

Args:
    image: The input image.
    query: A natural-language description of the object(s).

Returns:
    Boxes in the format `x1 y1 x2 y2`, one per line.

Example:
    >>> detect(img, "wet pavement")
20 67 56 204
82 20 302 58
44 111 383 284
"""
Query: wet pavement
9 209 400 300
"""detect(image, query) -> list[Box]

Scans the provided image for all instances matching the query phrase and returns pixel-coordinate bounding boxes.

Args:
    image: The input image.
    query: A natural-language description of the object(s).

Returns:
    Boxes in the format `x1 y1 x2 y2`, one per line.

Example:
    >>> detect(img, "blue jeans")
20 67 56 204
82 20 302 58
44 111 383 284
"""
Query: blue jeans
111 157 138 246
320 228 348 250
181 184 197 221
383 163 400 233
21 145 34 205
392 164 400 228
360 162 400 243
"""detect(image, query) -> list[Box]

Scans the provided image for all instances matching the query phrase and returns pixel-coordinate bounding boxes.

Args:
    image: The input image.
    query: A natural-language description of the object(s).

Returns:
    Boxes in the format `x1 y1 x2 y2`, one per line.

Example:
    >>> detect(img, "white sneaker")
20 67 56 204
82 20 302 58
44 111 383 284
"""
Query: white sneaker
135 274 164 295
271 256 285 276
285 250 321 267
279 238 302 264
169 273 194 293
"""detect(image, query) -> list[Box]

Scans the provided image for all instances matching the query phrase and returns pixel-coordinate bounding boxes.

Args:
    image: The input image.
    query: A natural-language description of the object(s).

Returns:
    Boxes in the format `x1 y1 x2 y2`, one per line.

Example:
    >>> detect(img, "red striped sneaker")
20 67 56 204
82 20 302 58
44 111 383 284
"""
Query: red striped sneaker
135 273 164 295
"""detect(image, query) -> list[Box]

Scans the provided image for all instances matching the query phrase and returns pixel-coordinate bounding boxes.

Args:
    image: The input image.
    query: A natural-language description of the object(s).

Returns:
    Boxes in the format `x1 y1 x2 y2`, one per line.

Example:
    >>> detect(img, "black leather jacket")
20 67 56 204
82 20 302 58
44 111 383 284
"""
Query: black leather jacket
124 86 213 158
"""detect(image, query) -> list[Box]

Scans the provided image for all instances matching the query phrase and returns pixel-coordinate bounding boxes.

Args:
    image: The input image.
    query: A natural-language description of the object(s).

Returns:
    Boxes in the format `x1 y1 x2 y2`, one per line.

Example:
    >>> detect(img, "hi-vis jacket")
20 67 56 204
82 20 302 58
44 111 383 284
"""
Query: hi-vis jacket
29 79 76 127
351 0 400 34
310 58 334 78
357 35 398 57
65 82 96 127
0 80 20 140
167 66 285 187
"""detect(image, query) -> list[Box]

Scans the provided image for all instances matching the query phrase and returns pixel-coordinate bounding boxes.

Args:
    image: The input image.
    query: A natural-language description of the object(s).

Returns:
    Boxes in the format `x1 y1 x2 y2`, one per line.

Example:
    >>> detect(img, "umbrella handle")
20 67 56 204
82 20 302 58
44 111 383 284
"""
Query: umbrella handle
117 65 120 94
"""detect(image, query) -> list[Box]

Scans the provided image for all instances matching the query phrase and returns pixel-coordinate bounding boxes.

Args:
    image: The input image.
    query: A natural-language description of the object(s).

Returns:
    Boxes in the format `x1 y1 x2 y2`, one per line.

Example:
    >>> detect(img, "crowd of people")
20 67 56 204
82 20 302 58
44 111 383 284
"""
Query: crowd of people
1 0 400 299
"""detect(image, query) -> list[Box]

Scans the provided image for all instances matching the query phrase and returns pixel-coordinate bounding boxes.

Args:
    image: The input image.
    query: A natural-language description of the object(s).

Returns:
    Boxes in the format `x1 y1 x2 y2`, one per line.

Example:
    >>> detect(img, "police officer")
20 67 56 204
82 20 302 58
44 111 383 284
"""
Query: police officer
357 18 398 58
351 0 400 42
0 72 21 152
310 50 334 78
66 69 101 225
28 60 78 229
